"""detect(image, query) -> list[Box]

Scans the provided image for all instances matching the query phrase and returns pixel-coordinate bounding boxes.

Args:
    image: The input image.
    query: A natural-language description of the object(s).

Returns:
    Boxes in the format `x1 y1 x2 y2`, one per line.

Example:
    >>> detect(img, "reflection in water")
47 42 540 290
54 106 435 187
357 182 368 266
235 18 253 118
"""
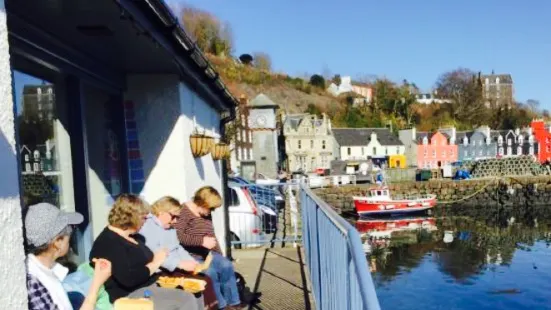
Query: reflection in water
357 208 551 310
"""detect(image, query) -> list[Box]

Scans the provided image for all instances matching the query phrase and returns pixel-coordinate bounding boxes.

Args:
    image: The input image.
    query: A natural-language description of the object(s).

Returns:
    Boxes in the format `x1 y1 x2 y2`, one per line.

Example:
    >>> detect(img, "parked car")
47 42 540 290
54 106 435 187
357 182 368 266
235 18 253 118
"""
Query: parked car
228 182 277 249
255 173 280 186
229 176 284 211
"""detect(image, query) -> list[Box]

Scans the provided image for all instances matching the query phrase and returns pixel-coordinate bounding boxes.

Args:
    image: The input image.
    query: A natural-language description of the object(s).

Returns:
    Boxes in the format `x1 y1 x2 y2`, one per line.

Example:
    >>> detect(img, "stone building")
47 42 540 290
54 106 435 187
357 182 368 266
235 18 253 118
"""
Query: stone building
283 113 338 173
248 94 280 179
481 72 514 108
229 95 254 174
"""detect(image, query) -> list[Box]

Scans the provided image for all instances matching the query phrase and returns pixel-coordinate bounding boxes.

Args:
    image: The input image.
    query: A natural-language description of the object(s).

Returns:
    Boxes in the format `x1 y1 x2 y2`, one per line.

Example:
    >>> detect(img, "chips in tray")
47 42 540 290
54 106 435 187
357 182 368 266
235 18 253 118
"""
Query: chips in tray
157 276 206 294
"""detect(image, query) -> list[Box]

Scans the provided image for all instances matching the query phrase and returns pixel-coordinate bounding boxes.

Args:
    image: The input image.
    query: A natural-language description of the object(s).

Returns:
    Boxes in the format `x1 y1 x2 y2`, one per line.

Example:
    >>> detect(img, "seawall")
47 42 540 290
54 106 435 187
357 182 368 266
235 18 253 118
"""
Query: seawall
314 176 551 214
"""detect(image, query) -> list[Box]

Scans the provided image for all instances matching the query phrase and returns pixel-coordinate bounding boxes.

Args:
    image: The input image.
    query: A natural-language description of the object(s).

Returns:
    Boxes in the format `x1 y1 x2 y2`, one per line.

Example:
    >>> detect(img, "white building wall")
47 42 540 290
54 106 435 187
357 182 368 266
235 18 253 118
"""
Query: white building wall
125 75 226 254
0 1 28 307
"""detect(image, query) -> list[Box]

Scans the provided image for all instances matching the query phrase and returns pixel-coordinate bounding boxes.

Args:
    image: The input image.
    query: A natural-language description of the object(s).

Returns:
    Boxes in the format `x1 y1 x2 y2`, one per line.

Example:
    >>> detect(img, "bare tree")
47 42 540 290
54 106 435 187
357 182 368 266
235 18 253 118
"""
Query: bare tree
253 52 272 71
435 68 486 126
526 99 540 113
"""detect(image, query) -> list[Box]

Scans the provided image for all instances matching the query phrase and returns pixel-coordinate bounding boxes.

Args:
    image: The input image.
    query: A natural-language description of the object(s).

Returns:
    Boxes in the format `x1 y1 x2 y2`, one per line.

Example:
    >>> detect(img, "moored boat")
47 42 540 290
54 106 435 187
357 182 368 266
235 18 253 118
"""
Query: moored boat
353 187 437 215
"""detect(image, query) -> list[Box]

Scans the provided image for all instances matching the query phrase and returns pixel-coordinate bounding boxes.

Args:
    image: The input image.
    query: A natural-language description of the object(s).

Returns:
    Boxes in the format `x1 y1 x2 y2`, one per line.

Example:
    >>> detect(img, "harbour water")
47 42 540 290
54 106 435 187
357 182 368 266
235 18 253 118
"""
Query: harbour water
358 209 551 310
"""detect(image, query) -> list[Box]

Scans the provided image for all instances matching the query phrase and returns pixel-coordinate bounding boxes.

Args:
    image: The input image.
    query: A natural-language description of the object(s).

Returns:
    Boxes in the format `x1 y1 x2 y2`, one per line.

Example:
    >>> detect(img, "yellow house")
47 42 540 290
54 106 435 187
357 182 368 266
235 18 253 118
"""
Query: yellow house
389 154 407 168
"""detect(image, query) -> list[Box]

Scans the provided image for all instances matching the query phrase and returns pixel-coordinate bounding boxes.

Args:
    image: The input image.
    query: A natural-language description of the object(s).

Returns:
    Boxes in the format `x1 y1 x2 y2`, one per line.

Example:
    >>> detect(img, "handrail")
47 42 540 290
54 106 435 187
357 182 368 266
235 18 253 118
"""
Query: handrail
300 184 381 310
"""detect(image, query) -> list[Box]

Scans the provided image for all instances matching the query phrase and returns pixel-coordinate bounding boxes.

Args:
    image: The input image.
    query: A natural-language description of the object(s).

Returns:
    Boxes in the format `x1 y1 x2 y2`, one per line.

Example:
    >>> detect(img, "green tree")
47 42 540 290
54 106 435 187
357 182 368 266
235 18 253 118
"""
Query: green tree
305 103 322 116
309 74 326 88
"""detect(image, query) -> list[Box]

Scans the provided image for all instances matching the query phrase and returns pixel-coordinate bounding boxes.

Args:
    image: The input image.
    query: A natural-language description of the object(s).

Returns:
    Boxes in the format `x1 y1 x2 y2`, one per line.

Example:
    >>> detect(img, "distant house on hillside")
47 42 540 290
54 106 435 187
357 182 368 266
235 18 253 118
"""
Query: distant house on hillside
327 76 373 105
481 72 514 108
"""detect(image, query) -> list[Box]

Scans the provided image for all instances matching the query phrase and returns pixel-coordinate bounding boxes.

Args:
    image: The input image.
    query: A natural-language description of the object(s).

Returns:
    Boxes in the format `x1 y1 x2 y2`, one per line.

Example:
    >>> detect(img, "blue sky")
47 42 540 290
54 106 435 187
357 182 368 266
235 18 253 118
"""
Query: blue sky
171 0 551 108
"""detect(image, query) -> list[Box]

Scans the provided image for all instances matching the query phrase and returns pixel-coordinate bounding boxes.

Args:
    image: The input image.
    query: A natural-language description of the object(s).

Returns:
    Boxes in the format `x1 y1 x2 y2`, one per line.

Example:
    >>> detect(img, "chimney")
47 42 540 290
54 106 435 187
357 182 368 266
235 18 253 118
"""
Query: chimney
370 132 377 142
239 94 248 105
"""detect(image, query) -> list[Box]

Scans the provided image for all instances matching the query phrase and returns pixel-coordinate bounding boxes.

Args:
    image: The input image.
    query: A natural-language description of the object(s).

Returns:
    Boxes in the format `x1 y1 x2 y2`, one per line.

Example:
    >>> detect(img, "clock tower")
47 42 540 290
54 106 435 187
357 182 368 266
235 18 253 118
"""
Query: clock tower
248 94 279 179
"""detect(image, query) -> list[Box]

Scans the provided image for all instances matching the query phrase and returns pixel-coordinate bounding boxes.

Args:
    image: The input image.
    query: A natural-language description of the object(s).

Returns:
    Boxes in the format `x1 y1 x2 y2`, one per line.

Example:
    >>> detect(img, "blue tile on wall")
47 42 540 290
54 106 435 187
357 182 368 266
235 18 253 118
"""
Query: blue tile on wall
127 130 138 142
127 140 140 150
129 159 143 170
132 181 144 194
126 121 137 129
130 169 144 181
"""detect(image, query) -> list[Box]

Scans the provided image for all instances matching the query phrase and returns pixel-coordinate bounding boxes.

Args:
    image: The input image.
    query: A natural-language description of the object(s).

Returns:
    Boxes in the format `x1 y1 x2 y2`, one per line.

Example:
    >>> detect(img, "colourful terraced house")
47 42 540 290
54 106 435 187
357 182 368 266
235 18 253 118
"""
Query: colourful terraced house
399 128 458 168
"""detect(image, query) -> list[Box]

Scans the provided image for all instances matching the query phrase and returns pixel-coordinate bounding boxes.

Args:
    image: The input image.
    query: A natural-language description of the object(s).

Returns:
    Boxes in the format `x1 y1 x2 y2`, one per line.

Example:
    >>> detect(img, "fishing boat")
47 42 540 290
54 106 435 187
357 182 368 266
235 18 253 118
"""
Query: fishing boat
353 186 437 215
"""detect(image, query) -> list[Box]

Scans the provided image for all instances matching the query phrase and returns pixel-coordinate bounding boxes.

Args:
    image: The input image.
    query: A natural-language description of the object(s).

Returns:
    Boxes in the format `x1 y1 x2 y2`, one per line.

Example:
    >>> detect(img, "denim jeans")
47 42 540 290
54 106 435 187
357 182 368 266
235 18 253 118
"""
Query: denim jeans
202 252 240 309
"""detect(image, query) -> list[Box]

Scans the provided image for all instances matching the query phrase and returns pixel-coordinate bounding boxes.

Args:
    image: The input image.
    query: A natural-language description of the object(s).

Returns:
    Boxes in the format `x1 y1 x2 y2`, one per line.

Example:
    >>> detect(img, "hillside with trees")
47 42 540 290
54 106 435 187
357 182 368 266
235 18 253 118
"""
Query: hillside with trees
176 5 543 134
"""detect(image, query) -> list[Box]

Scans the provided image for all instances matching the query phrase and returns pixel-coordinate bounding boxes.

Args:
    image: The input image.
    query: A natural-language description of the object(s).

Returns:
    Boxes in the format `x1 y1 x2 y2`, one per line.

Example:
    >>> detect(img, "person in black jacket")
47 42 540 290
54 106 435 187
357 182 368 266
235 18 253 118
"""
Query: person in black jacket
89 194 203 309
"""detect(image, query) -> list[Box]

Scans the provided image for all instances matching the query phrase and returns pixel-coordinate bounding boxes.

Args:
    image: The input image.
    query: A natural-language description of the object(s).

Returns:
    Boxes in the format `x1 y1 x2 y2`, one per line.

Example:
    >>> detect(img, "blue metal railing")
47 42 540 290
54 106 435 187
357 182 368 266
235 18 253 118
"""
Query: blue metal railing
300 184 381 310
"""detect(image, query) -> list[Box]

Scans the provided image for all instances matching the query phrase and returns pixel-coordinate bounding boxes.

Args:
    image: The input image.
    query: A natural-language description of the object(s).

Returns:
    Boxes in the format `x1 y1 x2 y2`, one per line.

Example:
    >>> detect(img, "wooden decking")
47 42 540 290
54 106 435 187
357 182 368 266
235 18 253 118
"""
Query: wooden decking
233 246 315 310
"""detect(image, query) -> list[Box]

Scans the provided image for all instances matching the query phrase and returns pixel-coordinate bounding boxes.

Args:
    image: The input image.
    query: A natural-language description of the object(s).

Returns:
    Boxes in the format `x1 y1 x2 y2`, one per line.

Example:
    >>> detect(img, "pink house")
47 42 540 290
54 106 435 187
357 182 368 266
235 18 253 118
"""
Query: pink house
416 131 458 168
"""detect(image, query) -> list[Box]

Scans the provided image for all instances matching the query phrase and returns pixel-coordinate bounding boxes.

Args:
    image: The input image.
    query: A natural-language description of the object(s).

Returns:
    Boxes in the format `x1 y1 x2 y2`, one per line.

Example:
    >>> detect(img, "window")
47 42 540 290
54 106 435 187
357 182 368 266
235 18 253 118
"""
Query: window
229 188 240 206
385 147 388 155
396 147 400 154
450 149 454 156
14 71 72 210
432 150 436 158
298 140 301 149
464 150 468 157
423 148 428 158
479 149 483 156
442 150 446 157
507 138 512 146
499 147 504 156
310 140 314 148
517 146 522 155
347 147 351 155
322 140 326 149
373 147 377 155
361 147 365 156
507 146 512 155
238 148 242 160
248 131 252 143
498 136 503 144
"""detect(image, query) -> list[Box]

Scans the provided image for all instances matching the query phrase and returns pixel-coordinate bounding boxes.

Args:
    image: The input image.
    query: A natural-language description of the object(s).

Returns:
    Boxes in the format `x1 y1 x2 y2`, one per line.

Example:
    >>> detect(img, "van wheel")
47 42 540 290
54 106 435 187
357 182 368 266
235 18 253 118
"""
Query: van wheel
231 232 242 250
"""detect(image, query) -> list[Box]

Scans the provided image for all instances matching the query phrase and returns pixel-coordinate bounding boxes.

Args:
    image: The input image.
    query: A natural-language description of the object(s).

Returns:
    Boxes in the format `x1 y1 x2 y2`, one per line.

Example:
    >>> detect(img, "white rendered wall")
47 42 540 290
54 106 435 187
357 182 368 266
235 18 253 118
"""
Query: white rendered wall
0 1 28 307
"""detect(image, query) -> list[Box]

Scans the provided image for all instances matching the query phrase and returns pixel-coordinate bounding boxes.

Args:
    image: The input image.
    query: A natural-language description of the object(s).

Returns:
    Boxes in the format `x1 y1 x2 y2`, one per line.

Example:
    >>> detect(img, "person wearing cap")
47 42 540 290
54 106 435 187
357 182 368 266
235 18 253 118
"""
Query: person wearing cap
89 194 203 310
25 202 113 310
174 186 244 310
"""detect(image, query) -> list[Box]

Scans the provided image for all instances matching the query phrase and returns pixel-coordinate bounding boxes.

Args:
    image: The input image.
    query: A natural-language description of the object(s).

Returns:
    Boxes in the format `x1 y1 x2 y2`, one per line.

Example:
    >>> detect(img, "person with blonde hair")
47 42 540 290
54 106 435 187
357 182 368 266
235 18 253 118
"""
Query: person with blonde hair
89 194 202 309
139 196 198 272
174 186 244 310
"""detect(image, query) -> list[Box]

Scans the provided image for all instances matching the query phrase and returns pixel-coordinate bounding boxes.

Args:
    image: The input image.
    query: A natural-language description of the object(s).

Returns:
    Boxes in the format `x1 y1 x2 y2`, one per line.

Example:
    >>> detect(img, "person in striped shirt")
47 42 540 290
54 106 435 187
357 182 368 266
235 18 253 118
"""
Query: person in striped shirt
174 186 244 310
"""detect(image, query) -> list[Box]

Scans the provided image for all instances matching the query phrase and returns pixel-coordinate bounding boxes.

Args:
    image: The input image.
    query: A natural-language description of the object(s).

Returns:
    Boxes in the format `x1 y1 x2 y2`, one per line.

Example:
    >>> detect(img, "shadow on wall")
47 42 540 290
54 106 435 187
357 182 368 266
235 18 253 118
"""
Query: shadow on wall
195 157 206 181
0 129 20 198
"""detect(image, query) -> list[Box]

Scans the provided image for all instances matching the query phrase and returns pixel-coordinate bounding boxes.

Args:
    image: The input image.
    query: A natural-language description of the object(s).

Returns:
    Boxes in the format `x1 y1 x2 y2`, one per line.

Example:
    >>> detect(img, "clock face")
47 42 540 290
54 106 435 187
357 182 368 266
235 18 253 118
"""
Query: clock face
256 115 267 127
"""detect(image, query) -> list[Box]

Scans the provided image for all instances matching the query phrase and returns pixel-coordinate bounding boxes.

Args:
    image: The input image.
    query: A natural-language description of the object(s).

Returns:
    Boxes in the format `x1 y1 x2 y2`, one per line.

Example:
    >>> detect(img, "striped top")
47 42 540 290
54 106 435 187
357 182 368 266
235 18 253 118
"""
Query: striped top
174 204 221 259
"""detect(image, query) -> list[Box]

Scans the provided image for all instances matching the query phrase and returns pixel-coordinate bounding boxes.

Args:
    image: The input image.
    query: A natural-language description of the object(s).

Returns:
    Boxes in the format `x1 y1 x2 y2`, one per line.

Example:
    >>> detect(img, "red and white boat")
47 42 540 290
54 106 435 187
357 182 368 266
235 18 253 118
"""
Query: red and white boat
353 187 437 215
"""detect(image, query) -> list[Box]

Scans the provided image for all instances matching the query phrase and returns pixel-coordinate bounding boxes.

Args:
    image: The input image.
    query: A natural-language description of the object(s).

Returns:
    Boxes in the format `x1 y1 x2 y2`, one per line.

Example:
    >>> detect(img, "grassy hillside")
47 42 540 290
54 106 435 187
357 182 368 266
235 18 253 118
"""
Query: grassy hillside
207 55 341 114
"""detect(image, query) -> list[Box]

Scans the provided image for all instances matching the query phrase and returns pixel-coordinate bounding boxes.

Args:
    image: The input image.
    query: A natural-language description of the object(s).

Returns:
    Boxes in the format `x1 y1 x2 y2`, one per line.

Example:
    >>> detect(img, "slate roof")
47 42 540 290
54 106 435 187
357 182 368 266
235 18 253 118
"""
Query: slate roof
415 131 431 144
284 114 326 131
333 128 403 146
249 94 279 108
482 74 513 84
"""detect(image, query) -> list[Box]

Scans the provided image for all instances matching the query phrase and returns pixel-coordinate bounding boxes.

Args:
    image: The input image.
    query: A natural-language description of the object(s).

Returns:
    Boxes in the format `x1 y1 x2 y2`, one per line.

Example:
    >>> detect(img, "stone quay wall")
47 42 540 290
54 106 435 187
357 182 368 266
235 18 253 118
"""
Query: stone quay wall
313 176 551 214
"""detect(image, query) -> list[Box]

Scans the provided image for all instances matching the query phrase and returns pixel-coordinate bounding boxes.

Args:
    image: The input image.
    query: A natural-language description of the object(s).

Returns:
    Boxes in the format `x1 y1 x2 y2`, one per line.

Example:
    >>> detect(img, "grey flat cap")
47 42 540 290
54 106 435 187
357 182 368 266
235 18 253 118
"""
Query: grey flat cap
25 203 83 248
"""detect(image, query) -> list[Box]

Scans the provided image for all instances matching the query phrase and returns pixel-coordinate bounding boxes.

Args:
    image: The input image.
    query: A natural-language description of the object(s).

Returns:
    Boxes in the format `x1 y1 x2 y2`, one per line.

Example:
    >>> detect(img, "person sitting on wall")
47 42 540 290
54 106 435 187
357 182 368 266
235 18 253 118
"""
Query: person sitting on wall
89 194 203 310
174 186 244 310
139 196 219 310
24 202 113 310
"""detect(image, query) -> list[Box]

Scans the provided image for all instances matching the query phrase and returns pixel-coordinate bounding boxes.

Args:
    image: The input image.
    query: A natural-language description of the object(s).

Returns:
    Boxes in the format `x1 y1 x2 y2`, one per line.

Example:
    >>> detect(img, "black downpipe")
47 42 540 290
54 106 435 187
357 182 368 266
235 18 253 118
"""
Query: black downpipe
220 108 236 260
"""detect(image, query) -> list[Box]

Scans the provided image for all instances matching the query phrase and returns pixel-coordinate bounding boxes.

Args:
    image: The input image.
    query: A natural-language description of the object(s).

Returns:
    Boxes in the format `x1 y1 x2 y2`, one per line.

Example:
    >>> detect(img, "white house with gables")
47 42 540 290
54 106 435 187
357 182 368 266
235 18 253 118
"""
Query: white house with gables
333 128 405 161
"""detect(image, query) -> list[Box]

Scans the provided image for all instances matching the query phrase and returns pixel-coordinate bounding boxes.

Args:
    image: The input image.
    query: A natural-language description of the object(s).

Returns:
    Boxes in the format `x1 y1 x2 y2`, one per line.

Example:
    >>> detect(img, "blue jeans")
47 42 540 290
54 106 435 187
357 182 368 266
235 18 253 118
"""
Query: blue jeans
202 252 240 309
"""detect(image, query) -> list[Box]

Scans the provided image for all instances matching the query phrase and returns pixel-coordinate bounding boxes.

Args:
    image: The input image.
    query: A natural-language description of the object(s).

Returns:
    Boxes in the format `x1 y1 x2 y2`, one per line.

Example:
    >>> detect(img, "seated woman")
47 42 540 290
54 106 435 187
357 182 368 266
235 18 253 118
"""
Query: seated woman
24 202 112 310
89 194 203 310
139 196 219 309
174 186 243 310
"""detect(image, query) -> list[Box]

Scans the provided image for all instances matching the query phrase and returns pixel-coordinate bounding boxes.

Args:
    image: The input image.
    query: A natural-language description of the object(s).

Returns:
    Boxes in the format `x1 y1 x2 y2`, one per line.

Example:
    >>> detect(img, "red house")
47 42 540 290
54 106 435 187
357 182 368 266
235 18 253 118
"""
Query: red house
531 120 551 163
